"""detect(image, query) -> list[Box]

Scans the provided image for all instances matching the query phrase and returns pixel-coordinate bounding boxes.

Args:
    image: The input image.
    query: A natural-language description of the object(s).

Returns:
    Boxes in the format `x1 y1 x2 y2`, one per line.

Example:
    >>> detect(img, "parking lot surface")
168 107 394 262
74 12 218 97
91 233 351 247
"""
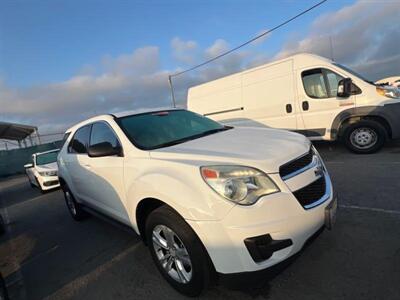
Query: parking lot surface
1 141 400 300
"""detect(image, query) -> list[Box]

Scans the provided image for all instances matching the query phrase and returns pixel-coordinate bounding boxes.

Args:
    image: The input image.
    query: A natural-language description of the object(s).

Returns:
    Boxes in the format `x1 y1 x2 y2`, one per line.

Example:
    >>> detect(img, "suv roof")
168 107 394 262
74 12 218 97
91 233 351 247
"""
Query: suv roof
65 107 181 133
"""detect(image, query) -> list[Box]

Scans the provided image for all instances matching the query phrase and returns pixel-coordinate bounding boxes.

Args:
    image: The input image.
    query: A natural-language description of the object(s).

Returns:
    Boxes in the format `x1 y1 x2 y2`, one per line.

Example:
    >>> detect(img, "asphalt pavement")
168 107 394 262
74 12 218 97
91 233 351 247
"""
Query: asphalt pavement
1 141 399 300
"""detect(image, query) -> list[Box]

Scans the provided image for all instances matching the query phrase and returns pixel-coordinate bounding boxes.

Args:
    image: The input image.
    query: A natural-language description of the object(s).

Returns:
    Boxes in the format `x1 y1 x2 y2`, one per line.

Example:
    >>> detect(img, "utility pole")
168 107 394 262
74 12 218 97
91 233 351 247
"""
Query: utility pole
168 75 177 108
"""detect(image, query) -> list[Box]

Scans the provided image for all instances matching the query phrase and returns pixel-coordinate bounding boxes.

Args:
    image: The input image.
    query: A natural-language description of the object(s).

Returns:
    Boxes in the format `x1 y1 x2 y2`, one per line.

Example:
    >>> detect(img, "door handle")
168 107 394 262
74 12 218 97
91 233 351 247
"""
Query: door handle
286 104 292 113
302 101 309 111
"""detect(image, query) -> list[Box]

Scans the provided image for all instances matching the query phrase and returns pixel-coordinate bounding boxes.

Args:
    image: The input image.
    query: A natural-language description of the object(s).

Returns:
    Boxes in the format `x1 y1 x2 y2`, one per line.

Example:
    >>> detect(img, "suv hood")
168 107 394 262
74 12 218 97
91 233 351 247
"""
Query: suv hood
36 162 58 172
149 127 310 173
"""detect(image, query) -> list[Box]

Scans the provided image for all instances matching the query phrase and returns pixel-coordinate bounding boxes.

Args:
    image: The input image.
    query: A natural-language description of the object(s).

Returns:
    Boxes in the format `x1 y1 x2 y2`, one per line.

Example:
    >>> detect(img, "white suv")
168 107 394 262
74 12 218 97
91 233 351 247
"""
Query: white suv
58 109 336 296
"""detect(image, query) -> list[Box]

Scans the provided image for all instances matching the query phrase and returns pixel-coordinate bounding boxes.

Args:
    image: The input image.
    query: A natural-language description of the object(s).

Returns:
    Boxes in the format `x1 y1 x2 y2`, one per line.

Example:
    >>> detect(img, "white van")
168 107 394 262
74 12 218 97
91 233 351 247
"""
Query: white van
188 53 400 153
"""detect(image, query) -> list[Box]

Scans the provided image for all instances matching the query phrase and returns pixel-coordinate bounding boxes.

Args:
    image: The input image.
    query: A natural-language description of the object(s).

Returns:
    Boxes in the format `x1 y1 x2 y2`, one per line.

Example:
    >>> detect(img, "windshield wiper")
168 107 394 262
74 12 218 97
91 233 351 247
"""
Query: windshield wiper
154 127 232 149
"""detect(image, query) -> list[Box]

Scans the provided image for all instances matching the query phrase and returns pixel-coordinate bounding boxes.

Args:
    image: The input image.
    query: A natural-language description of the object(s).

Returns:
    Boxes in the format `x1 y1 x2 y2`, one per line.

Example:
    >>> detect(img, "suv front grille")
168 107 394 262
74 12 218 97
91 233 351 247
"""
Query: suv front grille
293 176 326 209
279 149 313 179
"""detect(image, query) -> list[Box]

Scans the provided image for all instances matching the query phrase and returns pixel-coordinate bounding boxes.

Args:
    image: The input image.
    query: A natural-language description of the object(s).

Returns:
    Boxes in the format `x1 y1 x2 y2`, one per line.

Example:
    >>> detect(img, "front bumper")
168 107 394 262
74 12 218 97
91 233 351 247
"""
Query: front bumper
188 172 335 274
37 175 60 190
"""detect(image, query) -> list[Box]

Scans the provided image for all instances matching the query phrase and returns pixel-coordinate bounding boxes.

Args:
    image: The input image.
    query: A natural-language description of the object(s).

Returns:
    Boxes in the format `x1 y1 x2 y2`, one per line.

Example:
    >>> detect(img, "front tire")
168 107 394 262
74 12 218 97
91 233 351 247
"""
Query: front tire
343 120 386 154
62 185 88 221
145 206 214 297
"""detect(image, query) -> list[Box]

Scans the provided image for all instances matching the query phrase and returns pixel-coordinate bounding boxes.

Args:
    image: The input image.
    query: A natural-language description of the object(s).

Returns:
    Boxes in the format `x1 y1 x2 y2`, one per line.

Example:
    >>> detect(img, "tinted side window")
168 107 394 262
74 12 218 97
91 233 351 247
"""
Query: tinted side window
68 125 91 154
90 122 121 150
302 69 328 99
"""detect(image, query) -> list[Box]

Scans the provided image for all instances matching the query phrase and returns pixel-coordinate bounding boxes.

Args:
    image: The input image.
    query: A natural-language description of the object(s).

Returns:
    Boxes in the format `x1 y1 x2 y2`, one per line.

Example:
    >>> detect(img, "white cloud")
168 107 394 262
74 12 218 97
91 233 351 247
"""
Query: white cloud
205 39 230 58
171 37 198 65
275 0 400 79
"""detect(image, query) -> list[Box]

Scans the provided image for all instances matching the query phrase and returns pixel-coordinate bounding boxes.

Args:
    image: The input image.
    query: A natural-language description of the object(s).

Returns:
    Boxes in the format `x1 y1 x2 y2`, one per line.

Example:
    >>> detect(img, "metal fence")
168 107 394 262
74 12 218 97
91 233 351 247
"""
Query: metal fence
0 132 65 151
0 140 63 178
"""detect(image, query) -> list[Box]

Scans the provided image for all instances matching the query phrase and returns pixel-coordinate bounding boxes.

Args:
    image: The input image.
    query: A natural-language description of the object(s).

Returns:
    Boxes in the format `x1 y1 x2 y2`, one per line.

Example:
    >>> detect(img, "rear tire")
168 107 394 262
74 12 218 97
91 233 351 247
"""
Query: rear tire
342 120 386 154
62 185 88 221
145 206 215 297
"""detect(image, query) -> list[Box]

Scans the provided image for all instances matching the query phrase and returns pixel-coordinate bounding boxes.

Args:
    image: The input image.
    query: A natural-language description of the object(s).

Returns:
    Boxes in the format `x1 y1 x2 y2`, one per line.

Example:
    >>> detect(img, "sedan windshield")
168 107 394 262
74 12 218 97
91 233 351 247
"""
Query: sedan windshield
36 151 59 166
117 110 231 150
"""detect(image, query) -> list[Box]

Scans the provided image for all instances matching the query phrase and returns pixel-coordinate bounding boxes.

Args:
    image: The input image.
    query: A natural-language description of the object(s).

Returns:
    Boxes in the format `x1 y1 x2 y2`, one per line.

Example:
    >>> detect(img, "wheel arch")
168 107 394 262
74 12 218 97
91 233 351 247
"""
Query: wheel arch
337 115 392 139
331 107 393 140
135 197 166 244
59 177 66 187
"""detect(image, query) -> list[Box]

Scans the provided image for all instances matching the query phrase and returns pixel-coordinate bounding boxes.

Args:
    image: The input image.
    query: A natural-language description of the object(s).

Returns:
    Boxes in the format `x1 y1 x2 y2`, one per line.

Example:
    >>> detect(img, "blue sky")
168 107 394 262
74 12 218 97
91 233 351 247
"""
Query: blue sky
0 0 399 132
1 0 350 88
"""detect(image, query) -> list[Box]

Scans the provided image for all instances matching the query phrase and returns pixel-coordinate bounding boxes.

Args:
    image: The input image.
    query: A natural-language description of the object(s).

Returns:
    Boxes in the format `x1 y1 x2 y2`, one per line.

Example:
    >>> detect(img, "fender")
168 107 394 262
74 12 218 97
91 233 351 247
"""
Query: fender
330 103 400 140
124 169 235 232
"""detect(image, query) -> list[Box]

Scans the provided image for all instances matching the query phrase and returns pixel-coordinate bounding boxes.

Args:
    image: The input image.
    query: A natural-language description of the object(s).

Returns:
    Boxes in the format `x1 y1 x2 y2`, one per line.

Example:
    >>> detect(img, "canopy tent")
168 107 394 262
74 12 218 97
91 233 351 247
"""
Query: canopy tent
0 122 37 141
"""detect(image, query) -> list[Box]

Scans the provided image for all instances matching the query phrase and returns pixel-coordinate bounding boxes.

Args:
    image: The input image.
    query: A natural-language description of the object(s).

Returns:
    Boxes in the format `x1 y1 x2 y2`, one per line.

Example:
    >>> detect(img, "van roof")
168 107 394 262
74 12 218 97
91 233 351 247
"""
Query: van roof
188 53 332 91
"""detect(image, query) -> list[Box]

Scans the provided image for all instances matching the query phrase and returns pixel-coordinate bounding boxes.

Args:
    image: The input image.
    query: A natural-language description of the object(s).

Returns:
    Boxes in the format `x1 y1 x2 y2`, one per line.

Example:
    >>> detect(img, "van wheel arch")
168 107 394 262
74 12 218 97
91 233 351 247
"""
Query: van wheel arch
338 115 392 139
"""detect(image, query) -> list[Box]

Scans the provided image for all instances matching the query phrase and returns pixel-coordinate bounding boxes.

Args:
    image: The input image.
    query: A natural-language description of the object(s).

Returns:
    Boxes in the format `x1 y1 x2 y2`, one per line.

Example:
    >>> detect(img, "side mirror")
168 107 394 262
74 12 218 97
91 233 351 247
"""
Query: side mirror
24 163 34 169
88 142 122 158
337 78 352 98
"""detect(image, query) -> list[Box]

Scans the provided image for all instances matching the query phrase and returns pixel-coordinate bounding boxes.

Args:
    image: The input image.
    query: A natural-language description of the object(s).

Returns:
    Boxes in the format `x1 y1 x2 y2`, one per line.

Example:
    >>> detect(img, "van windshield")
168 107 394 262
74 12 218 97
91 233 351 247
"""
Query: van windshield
333 63 375 85
36 151 59 166
117 110 231 150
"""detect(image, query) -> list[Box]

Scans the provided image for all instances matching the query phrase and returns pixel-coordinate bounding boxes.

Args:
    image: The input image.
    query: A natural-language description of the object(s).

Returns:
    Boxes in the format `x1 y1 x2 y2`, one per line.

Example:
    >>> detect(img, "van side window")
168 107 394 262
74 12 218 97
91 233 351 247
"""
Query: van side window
302 69 329 99
90 122 121 150
68 125 91 154
325 70 343 97
302 68 362 99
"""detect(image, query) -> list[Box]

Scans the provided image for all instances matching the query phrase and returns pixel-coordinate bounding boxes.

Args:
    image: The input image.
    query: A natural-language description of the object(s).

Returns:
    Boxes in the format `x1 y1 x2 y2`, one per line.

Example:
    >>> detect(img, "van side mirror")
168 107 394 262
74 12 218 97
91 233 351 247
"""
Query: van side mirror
24 163 34 169
337 78 352 98
88 142 122 158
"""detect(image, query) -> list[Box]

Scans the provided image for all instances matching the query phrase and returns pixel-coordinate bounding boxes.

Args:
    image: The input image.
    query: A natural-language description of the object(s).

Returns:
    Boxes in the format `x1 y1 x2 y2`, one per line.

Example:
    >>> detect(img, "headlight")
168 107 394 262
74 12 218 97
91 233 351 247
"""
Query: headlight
200 166 279 205
376 86 400 99
39 171 57 176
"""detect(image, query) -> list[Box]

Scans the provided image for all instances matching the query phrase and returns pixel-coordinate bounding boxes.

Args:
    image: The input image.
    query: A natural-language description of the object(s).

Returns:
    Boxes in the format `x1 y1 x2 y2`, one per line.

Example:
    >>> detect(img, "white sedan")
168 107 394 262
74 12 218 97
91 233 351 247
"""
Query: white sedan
24 149 60 192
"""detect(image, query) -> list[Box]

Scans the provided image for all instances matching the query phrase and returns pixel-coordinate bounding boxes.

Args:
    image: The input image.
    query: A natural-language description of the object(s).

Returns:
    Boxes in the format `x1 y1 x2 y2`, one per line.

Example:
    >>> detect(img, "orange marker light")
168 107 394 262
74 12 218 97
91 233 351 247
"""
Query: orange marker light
202 168 218 179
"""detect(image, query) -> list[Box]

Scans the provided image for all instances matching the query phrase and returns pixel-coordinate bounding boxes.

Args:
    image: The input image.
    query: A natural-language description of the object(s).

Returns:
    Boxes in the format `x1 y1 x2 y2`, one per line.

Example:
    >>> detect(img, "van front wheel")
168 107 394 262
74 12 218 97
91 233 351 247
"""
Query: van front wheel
343 120 386 154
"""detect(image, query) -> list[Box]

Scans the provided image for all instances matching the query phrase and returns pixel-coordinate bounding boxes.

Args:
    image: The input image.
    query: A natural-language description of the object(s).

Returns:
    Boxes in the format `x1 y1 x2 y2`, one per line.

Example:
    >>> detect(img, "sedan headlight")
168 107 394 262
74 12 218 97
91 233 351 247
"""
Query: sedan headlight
200 166 280 205
39 170 57 176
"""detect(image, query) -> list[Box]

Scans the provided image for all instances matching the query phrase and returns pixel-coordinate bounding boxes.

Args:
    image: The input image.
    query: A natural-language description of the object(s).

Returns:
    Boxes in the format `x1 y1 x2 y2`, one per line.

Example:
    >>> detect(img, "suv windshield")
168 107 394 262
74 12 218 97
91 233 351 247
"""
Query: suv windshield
36 151 59 166
117 110 230 150
333 62 375 85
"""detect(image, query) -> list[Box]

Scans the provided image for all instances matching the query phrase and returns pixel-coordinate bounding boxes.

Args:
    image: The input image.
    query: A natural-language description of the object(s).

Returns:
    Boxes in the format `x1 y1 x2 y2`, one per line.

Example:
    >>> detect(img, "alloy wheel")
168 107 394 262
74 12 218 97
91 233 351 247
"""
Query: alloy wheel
152 224 193 284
